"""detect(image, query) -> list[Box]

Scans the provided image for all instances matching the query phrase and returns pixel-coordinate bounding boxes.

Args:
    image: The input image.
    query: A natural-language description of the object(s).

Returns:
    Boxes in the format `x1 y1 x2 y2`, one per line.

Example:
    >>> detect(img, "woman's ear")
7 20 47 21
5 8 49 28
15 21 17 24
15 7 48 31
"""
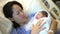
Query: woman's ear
8 17 14 21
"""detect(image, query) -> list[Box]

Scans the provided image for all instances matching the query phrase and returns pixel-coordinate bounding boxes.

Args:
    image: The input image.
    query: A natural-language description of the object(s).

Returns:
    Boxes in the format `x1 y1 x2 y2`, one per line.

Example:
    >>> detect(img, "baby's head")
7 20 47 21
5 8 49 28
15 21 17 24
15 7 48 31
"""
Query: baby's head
36 11 48 19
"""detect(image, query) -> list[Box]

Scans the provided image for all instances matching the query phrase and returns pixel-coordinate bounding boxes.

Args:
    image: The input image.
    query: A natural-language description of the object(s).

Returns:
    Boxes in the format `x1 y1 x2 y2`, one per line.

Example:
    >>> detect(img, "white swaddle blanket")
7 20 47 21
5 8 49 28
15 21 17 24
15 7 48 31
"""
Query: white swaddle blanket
24 11 51 34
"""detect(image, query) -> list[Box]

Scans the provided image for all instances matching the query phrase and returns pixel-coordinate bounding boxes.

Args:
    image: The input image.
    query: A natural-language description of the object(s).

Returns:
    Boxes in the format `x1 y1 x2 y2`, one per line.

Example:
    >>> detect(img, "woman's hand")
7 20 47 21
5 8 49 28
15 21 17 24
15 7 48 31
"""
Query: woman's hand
31 20 43 34
48 32 53 34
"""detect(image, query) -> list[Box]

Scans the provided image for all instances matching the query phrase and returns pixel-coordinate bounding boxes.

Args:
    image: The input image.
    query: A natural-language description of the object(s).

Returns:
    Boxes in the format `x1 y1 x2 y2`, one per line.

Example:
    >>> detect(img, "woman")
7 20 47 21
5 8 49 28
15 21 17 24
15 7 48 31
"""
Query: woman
3 1 42 34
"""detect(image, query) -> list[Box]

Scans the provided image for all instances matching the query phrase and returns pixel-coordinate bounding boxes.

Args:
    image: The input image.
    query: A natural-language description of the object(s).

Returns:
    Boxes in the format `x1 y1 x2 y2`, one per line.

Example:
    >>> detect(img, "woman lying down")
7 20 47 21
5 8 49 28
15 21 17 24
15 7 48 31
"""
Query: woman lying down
24 11 51 34
2 1 51 34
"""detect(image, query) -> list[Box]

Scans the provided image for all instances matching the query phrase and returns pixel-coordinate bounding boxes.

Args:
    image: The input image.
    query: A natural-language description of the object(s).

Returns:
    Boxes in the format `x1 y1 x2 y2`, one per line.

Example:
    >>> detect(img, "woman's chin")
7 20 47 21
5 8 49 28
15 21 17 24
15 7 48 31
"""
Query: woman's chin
23 18 27 23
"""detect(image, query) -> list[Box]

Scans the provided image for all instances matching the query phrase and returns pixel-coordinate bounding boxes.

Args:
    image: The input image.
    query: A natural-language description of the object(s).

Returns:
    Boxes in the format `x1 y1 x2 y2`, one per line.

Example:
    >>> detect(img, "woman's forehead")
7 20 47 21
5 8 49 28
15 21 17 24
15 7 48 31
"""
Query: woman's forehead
12 4 22 10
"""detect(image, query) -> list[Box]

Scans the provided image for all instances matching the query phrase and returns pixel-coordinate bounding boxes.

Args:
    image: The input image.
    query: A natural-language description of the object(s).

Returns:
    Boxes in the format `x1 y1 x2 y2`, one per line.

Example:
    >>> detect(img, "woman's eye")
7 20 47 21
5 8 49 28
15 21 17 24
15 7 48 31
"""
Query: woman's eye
17 11 20 15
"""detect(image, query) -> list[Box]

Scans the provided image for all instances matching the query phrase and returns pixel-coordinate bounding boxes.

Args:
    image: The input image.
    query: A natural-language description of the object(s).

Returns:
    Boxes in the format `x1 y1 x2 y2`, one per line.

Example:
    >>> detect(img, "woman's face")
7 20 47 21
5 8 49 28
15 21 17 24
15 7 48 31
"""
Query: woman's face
12 4 27 24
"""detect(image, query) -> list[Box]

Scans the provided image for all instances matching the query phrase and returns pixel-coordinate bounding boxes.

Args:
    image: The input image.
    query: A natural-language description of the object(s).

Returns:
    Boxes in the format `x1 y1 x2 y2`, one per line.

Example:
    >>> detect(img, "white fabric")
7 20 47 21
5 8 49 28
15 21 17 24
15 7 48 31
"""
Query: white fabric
0 16 12 34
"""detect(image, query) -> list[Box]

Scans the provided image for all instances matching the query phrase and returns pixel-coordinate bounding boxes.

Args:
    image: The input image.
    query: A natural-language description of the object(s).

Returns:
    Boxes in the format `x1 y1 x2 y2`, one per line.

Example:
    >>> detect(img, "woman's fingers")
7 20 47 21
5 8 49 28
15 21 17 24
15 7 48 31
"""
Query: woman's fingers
36 19 44 26
32 24 40 30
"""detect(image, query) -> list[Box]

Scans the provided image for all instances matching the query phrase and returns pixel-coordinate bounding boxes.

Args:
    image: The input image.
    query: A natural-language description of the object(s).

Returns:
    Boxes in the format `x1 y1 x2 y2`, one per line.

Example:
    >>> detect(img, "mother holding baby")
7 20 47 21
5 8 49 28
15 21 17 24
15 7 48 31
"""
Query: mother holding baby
2 1 51 34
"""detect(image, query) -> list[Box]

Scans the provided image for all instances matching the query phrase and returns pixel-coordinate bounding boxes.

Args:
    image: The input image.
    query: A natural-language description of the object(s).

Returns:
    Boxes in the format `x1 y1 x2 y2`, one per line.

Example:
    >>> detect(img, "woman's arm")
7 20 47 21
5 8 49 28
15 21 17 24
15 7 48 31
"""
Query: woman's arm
48 18 57 34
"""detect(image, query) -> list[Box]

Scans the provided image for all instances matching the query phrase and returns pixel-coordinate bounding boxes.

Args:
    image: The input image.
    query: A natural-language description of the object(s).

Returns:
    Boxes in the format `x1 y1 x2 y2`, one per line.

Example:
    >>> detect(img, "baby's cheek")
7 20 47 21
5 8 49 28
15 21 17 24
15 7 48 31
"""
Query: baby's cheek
36 15 40 19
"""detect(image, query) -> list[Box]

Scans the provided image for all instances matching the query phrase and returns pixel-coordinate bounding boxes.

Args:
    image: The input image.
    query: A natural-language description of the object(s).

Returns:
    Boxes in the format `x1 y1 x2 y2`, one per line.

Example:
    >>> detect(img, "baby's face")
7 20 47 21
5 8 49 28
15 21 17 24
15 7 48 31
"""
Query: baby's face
36 12 43 19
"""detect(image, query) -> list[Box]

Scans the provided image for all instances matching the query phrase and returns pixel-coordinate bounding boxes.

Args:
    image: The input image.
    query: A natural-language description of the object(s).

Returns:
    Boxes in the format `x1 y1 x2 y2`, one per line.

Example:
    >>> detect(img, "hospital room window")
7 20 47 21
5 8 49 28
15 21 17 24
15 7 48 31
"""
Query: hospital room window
42 0 50 9
52 0 60 9
52 8 59 16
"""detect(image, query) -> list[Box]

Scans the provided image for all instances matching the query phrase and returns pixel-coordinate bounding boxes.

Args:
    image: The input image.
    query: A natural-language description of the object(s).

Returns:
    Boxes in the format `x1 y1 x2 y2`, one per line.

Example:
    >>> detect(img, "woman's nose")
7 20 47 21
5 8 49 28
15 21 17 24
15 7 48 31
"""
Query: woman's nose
20 12 24 15
19 12 25 17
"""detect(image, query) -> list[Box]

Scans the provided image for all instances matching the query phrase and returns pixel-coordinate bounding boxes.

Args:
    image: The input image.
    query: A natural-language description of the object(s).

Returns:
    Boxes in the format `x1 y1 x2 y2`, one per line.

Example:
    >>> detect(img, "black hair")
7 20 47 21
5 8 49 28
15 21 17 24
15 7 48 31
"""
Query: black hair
3 1 23 28
3 1 23 18
41 11 48 17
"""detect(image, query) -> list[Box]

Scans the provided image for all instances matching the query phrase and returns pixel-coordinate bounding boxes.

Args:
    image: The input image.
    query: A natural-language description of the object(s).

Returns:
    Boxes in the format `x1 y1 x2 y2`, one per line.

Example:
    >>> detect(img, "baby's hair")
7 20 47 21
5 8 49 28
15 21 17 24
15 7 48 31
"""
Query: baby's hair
41 11 48 17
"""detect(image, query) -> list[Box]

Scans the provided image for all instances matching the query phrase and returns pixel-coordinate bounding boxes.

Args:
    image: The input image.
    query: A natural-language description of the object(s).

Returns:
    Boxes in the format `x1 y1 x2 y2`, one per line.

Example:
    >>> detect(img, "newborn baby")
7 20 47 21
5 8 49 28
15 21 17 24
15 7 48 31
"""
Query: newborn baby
25 11 51 34
31 11 48 26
